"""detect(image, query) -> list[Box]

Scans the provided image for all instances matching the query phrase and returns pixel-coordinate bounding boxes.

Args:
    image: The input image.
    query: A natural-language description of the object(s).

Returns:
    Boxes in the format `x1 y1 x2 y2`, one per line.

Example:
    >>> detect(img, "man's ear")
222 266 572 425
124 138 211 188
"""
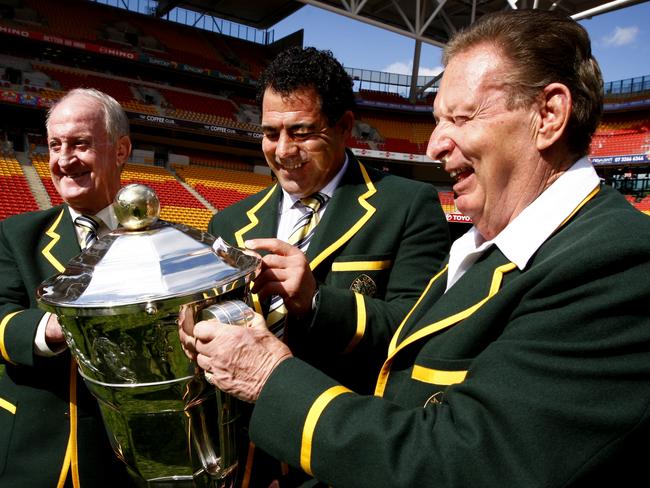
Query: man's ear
336 110 355 138
116 135 132 167
536 83 571 151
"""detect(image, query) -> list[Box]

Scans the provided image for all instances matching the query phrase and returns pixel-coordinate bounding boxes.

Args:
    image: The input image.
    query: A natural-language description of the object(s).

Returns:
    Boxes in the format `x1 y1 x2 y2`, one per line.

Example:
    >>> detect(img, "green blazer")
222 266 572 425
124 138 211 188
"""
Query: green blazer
209 155 450 487
0 206 133 486
209 154 451 392
249 185 650 487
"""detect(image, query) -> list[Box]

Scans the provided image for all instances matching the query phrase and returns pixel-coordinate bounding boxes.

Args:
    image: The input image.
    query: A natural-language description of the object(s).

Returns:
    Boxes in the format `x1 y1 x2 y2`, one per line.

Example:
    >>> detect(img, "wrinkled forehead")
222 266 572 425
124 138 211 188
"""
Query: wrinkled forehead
48 97 106 136
435 45 510 112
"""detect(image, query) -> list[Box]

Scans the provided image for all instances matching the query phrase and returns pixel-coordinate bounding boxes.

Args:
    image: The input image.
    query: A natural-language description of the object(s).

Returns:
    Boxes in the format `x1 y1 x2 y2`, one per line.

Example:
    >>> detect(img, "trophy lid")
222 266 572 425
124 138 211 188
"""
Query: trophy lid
37 183 260 314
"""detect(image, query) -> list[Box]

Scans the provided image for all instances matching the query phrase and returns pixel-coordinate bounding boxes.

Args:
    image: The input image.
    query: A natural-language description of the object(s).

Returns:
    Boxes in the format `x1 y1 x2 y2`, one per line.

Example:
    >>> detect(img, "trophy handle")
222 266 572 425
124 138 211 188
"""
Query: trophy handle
200 300 255 326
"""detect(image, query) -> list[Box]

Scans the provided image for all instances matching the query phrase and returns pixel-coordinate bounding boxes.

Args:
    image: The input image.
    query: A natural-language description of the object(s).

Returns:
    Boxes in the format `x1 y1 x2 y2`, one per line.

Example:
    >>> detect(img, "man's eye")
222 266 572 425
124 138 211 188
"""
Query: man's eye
263 133 279 141
292 132 312 140
48 142 60 151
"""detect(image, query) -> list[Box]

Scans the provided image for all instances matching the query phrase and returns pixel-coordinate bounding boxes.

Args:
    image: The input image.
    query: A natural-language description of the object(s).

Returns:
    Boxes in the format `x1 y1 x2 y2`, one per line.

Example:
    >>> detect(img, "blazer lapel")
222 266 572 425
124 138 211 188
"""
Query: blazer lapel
233 185 281 247
230 185 280 314
39 206 81 274
307 155 377 271
375 248 518 396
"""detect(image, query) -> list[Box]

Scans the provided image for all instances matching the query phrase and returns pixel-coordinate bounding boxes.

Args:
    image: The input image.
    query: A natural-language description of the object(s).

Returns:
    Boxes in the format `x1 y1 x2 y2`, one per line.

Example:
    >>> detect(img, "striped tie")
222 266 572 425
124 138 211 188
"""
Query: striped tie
287 193 329 250
74 215 100 250
267 192 329 337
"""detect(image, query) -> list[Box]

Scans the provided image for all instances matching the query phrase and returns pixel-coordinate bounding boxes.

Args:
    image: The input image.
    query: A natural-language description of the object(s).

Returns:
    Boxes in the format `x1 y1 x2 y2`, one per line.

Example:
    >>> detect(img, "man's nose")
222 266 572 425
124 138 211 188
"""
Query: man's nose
276 132 298 158
426 126 454 163
59 143 75 159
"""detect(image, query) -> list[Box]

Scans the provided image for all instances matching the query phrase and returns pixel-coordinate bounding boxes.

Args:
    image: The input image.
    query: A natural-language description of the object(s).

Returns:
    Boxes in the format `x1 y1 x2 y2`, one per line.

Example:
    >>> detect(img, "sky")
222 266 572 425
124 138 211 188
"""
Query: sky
270 1 650 84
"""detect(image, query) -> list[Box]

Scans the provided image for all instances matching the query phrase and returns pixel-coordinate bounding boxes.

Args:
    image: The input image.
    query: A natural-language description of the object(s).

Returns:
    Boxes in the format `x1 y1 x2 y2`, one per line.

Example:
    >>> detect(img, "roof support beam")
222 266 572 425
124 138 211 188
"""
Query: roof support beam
298 0 447 47
571 0 642 19
155 0 182 18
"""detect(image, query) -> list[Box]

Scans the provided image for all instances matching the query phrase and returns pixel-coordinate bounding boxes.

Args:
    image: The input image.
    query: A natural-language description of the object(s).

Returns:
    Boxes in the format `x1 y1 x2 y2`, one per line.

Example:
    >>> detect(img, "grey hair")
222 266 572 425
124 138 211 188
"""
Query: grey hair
46 88 130 145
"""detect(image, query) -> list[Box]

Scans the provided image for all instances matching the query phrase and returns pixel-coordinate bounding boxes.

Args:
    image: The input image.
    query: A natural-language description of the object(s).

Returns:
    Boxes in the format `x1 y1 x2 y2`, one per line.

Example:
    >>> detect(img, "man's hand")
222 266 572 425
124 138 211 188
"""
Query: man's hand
245 238 316 317
45 314 66 347
181 312 292 403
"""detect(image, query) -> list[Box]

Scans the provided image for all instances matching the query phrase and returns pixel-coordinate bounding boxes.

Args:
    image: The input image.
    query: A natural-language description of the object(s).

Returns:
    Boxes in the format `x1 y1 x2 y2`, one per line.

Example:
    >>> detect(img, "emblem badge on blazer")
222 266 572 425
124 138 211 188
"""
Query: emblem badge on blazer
349 273 377 297
424 391 445 407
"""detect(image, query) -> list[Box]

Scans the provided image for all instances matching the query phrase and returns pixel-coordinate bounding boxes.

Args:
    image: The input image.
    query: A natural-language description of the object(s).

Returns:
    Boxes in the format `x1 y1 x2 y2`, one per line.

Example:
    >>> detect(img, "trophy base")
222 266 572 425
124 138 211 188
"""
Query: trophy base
131 469 236 488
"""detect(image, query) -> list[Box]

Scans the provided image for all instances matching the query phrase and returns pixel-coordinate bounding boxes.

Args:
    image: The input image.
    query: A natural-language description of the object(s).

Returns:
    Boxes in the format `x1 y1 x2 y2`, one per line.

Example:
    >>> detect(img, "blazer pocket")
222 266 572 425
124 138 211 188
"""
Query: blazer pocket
330 254 393 297
411 365 467 385
0 394 17 476
410 358 470 407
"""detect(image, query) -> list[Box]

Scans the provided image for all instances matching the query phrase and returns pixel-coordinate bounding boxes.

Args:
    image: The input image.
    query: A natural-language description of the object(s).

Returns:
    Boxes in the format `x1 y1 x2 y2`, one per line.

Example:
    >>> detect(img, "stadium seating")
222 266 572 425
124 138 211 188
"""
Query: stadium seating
175 165 272 211
30 156 215 230
32 155 65 206
1 0 649 226
35 64 136 103
437 191 456 215
590 131 650 156
0 156 39 219
120 163 214 229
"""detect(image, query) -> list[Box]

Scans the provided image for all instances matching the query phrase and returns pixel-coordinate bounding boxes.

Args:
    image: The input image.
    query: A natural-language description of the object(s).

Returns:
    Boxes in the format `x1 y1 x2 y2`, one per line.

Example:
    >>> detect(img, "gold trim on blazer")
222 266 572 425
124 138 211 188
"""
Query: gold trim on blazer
0 397 16 414
300 385 351 476
42 208 67 273
0 310 21 364
331 260 392 271
411 366 468 385
387 265 448 357
343 293 366 353
310 162 377 271
56 359 80 488
375 262 517 397
234 185 278 314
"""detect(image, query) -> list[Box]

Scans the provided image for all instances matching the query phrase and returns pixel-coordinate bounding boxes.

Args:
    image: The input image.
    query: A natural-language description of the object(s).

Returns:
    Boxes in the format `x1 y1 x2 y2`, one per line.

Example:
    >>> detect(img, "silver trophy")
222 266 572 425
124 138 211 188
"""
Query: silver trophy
37 184 260 487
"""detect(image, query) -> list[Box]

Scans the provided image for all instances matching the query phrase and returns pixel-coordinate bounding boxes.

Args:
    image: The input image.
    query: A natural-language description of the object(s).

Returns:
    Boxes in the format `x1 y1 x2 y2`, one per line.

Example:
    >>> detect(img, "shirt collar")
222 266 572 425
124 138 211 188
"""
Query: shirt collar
68 204 119 231
281 152 349 212
494 157 599 270
446 157 599 290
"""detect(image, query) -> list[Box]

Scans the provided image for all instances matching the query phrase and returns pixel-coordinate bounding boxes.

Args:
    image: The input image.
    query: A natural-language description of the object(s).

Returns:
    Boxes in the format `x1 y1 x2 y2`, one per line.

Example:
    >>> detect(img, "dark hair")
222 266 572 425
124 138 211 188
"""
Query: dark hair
256 46 355 126
443 9 603 158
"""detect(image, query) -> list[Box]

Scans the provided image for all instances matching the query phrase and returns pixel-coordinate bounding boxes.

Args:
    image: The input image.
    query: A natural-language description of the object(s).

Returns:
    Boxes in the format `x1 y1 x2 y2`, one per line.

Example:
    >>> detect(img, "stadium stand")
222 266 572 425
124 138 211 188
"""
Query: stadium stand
1 0 649 228
174 165 272 211
0 155 39 219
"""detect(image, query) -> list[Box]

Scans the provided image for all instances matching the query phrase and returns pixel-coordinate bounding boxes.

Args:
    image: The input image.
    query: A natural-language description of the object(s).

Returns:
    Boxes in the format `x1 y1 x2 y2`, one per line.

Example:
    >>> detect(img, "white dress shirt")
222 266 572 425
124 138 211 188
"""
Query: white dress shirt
275 152 349 248
446 157 600 292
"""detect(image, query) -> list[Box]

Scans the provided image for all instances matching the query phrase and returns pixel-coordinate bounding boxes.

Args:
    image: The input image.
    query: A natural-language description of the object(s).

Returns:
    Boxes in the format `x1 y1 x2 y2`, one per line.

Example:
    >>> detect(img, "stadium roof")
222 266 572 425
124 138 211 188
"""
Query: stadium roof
154 0 649 48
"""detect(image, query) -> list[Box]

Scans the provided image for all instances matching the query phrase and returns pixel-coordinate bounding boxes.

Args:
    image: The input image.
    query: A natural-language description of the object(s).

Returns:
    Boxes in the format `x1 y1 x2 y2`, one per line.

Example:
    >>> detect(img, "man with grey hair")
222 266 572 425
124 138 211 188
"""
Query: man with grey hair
0 88 134 486
182 10 650 487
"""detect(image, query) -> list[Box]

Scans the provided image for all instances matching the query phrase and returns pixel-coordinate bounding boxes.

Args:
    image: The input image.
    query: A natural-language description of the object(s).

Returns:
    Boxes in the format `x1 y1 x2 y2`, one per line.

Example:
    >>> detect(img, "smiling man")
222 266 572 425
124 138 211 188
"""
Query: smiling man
0 88 134 486
187 11 650 488
206 46 450 487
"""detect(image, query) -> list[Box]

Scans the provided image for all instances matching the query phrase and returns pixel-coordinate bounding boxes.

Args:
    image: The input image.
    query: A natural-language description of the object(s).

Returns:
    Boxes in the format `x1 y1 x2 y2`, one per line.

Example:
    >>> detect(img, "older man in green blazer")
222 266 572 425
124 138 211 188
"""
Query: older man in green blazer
0 89 134 486
206 47 450 486
186 11 650 488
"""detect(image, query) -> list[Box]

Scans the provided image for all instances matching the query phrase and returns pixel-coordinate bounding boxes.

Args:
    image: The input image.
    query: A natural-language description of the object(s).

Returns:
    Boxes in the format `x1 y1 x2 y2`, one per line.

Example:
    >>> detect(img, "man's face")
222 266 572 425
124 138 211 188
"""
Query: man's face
261 87 351 198
47 95 128 215
427 44 544 240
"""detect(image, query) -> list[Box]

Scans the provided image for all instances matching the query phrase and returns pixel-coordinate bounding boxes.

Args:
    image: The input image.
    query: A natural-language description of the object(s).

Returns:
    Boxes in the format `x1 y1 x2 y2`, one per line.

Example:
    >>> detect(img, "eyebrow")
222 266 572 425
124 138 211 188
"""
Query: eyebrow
261 122 319 132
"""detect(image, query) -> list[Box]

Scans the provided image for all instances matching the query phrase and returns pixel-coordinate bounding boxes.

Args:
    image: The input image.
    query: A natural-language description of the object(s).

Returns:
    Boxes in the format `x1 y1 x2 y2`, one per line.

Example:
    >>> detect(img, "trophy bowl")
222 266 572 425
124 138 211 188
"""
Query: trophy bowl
37 184 260 487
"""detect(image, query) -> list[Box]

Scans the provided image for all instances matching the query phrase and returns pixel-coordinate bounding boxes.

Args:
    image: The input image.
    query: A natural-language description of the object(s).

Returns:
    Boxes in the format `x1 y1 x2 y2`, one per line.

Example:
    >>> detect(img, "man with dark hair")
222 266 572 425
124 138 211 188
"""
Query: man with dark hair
0 88 134 486
206 46 450 486
187 11 650 487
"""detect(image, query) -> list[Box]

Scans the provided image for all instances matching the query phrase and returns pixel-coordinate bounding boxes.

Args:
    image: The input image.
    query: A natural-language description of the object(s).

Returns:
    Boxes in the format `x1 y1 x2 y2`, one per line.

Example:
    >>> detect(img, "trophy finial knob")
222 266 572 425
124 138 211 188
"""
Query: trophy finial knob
114 183 160 230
